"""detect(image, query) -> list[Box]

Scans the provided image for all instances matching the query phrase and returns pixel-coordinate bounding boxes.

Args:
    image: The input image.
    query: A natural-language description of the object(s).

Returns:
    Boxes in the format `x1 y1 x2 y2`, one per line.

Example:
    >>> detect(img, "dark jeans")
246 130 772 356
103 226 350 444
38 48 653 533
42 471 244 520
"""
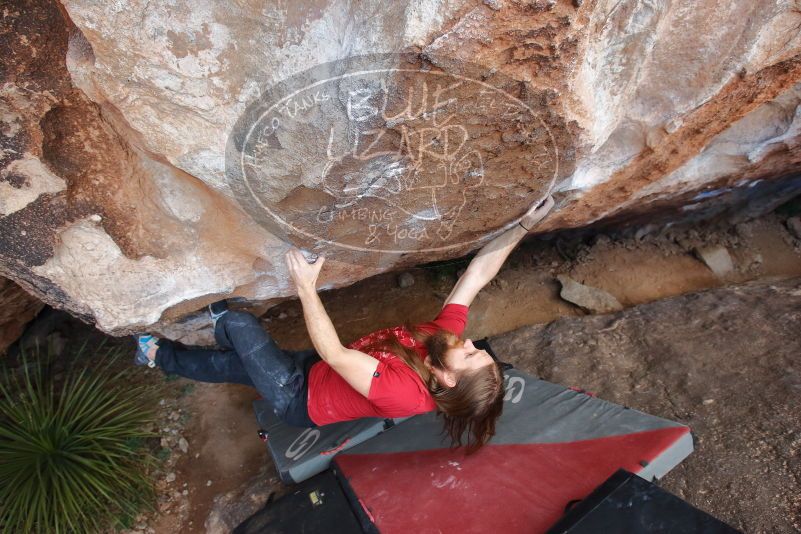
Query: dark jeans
155 311 319 427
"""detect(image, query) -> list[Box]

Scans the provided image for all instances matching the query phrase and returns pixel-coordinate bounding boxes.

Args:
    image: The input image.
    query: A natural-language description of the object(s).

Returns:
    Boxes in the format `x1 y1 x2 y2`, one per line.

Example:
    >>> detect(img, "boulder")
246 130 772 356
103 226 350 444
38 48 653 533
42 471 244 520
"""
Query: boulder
397 272 416 289
1 0 801 335
556 275 623 314
787 216 801 241
694 245 736 279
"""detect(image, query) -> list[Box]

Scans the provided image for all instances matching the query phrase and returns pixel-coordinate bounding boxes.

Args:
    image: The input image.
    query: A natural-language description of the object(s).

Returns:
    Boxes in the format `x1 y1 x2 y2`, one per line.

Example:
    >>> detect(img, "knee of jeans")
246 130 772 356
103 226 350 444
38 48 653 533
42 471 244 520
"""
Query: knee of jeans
283 370 304 394
267 364 300 389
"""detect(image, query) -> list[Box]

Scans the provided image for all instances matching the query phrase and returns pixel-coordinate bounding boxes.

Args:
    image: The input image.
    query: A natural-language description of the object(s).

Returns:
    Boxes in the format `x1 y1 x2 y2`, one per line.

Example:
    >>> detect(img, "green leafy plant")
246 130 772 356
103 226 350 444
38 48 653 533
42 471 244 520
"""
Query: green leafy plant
0 349 157 533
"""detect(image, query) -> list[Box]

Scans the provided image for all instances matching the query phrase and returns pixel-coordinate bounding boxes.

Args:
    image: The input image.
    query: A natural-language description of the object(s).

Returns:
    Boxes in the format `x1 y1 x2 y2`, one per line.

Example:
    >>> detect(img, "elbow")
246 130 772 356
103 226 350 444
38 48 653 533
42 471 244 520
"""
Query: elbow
319 344 348 365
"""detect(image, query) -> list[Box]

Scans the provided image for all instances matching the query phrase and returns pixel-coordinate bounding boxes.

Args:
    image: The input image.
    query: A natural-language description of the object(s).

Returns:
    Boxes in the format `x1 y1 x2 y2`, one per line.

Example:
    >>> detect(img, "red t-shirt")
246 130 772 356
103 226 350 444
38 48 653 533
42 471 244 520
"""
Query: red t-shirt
306 304 469 426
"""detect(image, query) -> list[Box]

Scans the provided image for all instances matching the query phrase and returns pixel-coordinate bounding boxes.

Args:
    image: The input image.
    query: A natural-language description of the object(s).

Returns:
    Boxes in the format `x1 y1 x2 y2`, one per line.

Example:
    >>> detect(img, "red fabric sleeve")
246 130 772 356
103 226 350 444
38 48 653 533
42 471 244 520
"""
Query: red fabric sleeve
367 359 429 417
416 303 469 337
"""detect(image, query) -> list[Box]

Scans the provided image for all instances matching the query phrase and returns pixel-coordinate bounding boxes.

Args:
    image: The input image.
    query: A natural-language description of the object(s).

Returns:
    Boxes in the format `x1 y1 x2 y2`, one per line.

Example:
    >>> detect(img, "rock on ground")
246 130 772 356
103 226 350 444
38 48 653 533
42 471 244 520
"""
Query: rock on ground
694 244 736 279
204 464 279 534
397 272 416 289
2 0 801 336
787 216 801 240
556 274 623 314
490 277 801 533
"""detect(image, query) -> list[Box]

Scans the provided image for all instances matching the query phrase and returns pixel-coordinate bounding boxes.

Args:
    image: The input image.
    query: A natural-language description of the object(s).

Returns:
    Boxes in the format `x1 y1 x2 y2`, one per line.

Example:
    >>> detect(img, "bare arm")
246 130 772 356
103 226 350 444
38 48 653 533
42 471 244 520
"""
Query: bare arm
286 250 378 397
444 196 554 308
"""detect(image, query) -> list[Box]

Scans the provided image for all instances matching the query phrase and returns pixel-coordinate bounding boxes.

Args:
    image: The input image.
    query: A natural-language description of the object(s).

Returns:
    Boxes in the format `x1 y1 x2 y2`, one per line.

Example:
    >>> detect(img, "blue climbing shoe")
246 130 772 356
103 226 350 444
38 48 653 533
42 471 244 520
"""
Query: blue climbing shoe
209 300 229 326
134 335 158 368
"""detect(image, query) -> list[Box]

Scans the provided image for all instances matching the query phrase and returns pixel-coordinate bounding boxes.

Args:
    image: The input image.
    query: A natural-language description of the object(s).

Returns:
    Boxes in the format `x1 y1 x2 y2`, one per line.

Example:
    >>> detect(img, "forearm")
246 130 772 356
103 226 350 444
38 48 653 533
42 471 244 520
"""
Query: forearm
295 282 379 395
297 285 346 362
465 223 528 283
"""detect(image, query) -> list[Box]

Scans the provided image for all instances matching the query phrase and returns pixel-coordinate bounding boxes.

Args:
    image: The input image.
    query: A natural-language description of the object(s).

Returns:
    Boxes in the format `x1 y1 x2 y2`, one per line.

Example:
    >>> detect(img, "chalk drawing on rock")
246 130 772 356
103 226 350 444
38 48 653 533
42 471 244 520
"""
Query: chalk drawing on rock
227 54 560 257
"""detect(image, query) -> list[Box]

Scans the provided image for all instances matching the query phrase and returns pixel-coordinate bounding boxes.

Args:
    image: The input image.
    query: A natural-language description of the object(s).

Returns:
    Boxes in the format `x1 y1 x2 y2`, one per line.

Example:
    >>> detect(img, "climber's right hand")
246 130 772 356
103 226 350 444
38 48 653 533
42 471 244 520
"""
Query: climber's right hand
285 248 326 293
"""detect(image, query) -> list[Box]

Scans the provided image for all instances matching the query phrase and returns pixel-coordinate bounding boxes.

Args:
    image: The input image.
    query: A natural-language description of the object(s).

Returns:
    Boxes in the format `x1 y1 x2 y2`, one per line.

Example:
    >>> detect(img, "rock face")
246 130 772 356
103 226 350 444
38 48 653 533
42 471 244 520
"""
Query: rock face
0 278 43 353
1 0 801 335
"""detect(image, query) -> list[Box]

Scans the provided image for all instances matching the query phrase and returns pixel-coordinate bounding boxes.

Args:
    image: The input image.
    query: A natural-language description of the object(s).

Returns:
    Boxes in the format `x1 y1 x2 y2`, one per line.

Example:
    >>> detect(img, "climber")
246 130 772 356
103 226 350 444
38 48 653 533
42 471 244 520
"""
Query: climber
134 195 555 452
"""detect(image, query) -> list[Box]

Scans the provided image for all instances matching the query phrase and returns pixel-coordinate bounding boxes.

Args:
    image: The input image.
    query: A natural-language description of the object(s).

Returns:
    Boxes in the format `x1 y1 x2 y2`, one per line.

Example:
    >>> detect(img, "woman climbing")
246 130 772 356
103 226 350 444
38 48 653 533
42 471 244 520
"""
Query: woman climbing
135 195 554 452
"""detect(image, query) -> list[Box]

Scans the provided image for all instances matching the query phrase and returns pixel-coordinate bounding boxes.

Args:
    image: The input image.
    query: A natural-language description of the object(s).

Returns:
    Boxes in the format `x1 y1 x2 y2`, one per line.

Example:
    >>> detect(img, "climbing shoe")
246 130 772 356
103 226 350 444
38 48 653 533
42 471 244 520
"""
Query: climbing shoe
134 334 158 368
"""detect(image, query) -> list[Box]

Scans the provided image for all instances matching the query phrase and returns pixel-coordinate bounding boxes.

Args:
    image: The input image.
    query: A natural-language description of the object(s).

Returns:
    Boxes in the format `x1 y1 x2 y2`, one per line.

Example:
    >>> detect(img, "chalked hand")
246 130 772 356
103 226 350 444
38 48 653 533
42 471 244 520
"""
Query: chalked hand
285 248 326 293
520 195 555 231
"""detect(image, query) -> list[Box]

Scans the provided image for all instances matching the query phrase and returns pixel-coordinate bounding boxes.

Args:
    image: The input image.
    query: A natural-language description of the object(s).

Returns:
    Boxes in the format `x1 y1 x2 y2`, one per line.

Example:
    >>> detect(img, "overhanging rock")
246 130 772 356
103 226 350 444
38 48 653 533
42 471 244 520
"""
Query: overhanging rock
2 0 801 335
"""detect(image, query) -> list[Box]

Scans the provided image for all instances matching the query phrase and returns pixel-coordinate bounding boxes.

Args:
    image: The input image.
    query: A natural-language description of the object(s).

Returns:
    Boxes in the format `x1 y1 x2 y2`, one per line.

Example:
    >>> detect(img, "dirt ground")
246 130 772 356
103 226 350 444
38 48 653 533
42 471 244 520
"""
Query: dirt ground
124 211 801 533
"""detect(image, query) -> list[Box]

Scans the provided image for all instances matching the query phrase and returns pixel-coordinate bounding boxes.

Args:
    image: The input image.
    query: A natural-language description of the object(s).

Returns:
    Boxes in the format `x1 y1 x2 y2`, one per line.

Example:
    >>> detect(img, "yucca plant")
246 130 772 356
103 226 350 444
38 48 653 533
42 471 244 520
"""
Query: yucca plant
0 345 158 533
